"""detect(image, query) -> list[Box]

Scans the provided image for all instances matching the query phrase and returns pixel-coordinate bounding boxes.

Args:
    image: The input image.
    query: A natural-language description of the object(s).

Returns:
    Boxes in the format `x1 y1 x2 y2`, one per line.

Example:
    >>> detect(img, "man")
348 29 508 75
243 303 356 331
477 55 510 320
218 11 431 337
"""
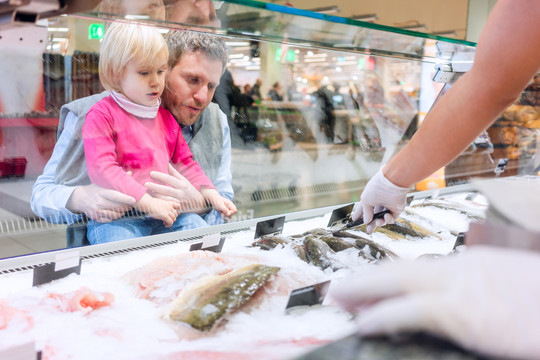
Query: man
31 30 234 246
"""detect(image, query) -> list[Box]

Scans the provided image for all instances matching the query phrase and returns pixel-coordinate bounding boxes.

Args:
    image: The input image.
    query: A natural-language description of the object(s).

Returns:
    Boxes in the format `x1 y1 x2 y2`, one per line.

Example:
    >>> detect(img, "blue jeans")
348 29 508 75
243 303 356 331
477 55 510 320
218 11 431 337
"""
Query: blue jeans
201 209 224 226
87 212 208 245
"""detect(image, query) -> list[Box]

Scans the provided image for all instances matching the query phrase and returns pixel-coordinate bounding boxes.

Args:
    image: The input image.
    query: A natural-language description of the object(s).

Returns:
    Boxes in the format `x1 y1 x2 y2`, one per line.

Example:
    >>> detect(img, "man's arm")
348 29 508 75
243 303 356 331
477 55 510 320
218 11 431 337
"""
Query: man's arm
31 112 82 224
384 0 540 188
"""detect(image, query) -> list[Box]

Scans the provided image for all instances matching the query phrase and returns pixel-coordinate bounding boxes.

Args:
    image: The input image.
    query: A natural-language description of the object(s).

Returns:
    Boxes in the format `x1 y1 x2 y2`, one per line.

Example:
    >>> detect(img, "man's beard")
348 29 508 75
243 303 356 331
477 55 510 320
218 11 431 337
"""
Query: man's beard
162 91 199 127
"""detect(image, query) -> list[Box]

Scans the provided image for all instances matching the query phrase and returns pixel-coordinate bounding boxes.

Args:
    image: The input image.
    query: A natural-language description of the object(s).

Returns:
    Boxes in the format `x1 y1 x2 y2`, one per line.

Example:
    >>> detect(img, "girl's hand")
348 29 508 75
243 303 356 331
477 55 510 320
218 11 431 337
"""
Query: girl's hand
200 188 237 218
135 193 180 227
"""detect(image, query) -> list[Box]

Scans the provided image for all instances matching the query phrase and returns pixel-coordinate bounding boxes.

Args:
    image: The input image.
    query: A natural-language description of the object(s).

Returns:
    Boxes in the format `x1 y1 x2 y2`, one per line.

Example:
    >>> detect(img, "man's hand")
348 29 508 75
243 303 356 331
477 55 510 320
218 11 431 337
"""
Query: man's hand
146 164 207 213
67 183 136 223
330 246 540 360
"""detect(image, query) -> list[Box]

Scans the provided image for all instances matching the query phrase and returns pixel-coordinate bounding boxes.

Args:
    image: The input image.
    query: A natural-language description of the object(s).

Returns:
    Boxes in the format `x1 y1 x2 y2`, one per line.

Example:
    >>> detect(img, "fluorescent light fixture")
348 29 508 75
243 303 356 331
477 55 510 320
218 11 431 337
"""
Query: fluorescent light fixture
246 66 260 70
306 5 340 14
335 61 358 66
47 27 69 32
304 58 327 63
228 53 244 59
351 13 378 22
225 41 250 47
125 15 149 20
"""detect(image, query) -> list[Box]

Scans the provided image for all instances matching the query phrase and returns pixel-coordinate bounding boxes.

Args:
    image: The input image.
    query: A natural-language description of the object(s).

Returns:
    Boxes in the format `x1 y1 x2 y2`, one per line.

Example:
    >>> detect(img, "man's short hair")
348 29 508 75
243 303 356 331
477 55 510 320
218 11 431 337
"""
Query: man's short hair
99 22 168 92
164 30 228 74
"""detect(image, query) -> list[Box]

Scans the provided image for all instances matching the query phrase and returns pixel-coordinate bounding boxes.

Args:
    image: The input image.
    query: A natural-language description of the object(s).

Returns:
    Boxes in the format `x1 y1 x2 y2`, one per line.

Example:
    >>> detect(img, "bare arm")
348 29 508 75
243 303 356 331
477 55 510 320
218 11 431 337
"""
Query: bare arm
385 0 540 187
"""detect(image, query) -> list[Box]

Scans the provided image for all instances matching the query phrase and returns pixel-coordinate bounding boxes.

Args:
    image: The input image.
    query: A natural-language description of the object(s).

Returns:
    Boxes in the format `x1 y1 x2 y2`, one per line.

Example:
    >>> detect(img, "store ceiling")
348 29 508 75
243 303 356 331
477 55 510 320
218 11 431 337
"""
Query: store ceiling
264 0 470 40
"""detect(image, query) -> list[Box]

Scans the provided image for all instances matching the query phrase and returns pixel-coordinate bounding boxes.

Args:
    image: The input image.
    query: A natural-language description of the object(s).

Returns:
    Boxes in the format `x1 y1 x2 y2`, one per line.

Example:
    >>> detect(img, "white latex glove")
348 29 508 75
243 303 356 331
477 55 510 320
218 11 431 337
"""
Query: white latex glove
352 167 409 232
330 246 540 360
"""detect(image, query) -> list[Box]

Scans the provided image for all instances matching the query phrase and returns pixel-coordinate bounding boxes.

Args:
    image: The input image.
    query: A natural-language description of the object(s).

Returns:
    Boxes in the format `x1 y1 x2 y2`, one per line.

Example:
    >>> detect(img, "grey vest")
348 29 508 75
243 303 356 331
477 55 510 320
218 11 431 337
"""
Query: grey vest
189 102 224 183
54 93 224 186
55 91 109 186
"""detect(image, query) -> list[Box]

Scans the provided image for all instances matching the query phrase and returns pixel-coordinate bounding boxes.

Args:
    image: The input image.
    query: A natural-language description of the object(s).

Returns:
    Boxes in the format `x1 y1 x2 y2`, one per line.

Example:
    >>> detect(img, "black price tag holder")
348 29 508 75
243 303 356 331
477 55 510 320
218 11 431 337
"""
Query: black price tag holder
189 233 225 253
0 340 40 360
254 216 285 239
327 204 354 228
32 251 82 287
285 280 331 312
453 232 466 249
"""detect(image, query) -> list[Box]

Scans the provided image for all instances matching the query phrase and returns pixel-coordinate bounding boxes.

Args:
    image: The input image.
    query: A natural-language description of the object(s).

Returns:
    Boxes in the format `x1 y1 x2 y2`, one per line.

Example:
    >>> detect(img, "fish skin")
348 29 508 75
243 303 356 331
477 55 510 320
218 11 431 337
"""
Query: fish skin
169 264 279 331
252 235 309 263
320 236 355 252
332 230 398 260
351 217 440 240
303 236 341 271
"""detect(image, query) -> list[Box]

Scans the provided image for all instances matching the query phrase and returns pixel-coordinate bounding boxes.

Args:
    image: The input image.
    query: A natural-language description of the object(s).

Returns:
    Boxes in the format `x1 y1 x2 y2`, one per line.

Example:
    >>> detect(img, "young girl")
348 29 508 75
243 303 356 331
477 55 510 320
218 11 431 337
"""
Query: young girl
82 22 235 244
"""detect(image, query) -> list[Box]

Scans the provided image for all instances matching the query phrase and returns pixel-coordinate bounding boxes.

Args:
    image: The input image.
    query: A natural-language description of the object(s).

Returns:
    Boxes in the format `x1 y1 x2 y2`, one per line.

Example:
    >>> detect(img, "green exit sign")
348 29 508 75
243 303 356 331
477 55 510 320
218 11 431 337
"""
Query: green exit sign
88 23 104 40
275 48 296 62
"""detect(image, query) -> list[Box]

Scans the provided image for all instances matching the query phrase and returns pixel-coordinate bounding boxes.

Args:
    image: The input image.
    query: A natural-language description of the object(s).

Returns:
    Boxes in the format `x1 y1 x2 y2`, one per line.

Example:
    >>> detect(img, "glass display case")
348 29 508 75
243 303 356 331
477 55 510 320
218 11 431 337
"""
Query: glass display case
0 0 537 260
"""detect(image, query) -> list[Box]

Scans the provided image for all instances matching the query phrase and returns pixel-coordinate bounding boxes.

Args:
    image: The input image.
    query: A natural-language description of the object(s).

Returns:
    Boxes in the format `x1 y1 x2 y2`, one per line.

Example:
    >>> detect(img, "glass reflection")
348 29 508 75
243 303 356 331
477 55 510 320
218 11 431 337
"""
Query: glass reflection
2 0 538 260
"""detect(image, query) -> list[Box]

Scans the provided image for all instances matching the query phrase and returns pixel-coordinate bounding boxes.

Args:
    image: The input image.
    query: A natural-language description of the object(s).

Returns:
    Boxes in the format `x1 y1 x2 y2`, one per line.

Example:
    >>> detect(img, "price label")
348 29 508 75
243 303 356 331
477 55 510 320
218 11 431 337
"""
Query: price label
33 251 81 287
254 216 285 239
285 280 331 311
0 341 38 360
327 204 354 228
189 233 225 253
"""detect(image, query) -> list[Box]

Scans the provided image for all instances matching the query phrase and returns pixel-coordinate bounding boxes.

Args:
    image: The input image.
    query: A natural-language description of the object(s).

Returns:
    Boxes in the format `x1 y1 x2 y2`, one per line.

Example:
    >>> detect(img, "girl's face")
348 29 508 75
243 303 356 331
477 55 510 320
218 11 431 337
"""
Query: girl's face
119 50 168 107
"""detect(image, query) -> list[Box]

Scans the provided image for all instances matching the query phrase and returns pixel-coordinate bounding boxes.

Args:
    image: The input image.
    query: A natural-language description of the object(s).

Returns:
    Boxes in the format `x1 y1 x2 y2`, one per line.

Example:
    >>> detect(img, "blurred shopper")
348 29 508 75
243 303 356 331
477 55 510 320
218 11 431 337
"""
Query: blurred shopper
251 78 263 101
267 82 284 101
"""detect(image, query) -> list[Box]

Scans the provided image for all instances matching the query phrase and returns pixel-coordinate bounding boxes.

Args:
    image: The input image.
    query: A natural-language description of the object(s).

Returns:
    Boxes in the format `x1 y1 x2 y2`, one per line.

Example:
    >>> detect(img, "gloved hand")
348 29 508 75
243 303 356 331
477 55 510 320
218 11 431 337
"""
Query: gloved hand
330 246 540 360
352 167 409 232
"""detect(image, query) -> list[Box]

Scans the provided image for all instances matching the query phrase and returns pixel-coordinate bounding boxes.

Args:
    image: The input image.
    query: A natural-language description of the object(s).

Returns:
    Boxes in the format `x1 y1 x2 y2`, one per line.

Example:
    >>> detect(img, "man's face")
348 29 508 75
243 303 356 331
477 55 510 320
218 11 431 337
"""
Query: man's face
162 51 223 126
166 0 221 27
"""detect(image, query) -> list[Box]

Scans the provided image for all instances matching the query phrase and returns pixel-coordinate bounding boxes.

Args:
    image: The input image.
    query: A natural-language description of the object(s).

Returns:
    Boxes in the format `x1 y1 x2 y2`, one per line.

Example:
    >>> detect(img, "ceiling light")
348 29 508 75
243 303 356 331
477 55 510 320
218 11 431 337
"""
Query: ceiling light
47 27 68 32
305 53 328 58
225 41 250 47
304 58 326 63
125 15 149 20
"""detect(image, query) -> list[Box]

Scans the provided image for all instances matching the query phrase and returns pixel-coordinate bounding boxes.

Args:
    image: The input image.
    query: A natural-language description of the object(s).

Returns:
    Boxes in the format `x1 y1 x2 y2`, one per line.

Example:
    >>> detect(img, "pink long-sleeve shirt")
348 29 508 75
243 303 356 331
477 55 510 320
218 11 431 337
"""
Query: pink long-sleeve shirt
82 96 214 201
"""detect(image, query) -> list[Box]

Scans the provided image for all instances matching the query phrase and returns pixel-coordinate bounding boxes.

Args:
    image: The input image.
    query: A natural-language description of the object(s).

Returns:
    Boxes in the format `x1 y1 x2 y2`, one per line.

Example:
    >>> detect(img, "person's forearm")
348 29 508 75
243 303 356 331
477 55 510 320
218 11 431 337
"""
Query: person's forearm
384 70 514 187
31 181 80 224
385 0 540 188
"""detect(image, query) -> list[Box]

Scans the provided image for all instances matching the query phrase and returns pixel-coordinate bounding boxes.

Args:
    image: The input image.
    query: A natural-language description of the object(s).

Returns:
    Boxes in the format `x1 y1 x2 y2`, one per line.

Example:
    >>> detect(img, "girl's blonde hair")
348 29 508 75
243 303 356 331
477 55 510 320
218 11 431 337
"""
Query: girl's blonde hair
99 21 168 92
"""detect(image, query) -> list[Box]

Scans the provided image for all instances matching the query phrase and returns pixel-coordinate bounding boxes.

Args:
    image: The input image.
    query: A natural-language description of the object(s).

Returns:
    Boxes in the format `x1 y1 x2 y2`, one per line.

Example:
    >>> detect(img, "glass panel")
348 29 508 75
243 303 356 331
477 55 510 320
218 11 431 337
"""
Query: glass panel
0 0 537 260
